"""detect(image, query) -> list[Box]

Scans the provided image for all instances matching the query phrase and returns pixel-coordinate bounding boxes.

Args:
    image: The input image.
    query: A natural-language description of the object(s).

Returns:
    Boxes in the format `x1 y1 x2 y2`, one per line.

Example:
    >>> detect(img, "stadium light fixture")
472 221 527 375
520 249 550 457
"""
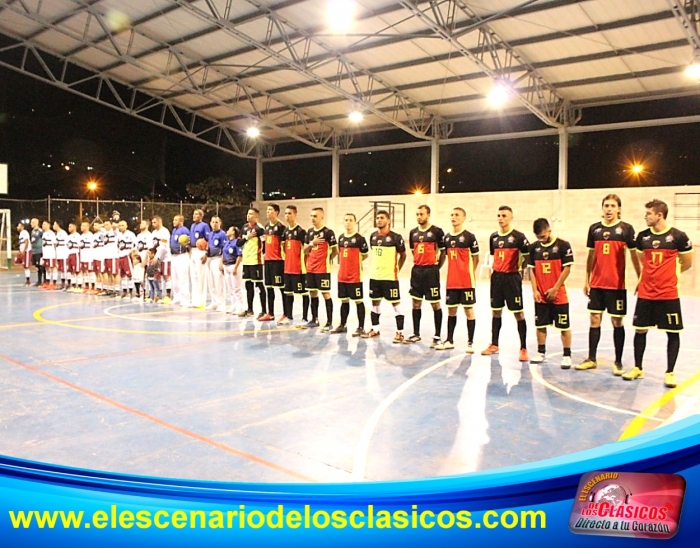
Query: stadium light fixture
631 164 644 174
87 181 97 191
327 0 355 33
686 51 700 80
246 126 260 138
488 80 511 107
349 110 363 123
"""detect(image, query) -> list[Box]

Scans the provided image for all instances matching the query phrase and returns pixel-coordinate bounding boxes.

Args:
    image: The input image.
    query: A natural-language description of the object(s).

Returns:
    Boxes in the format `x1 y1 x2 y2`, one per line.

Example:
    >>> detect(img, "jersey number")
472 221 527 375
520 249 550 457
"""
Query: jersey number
558 314 568 325
374 247 383 257
430 287 439 298
497 250 505 261
286 241 293 249
651 251 664 265
602 243 610 255
416 243 425 254
342 248 349 258
266 236 273 244
389 288 399 299
541 263 552 274
666 313 680 325
449 249 457 260
355 287 362 298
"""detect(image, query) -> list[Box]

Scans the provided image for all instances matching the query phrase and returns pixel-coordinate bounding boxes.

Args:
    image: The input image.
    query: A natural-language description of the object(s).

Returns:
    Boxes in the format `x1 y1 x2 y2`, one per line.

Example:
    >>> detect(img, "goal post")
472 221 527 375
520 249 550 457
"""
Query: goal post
0 209 11 269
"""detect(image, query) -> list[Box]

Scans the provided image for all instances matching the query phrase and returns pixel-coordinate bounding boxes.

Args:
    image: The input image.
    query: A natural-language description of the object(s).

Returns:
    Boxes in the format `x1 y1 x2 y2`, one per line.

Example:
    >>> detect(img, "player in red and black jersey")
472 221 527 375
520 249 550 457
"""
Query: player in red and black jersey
528 218 574 368
482 206 530 362
330 213 369 336
622 199 693 388
301 207 338 332
434 207 480 353
577 194 641 374
279 205 309 325
405 205 446 347
259 203 286 322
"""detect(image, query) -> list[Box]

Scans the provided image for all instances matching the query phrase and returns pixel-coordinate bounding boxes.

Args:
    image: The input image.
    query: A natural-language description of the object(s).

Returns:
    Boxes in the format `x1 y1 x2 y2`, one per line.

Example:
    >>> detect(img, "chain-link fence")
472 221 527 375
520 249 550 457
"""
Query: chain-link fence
0 197 250 255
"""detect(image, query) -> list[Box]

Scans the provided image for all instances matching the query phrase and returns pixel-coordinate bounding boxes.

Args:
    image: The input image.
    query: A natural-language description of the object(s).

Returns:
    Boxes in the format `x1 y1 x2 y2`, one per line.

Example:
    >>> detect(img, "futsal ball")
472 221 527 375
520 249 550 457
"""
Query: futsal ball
178 234 190 246
196 239 208 251
106 9 131 32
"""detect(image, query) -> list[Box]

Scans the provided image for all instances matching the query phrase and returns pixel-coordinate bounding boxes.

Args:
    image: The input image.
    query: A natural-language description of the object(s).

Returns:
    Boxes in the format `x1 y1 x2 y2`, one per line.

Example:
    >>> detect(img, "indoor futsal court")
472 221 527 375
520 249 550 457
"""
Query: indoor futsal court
1 270 698 484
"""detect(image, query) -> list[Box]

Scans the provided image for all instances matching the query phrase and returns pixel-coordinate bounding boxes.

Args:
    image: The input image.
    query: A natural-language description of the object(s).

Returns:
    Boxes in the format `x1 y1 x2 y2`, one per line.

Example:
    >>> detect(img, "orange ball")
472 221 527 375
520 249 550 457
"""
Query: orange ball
196 239 208 251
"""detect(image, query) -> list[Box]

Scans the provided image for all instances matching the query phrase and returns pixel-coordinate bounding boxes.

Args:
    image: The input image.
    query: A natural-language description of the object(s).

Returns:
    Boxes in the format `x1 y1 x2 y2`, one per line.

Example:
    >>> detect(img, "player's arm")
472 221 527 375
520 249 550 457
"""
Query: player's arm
680 250 693 272
529 264 542 303
471 252 480 272
629 247 641 278
329 245 338 263
397 251 407 272
584 249 595 296
437 248 447 269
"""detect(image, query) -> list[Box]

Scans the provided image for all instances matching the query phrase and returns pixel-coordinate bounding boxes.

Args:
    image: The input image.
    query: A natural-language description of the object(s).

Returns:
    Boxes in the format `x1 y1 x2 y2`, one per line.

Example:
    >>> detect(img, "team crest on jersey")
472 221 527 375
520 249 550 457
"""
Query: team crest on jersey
450 240 456 247
459 235 465 242
214 239 220 245
418 234 424 242
508 236 515 243
351 238 356 244
553 246 559 253
498 241 504 248
616 227 623 234
195 232 200 238
427 232 433 238
543 252 549 259
343 240 348 247
665 235 674 243
652 240 660 249
386 236 392 243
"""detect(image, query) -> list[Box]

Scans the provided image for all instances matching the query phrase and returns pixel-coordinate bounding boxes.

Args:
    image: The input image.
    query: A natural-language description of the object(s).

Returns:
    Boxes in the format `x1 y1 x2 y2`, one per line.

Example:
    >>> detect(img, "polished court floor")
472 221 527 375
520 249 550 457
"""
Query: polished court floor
1 271 699 483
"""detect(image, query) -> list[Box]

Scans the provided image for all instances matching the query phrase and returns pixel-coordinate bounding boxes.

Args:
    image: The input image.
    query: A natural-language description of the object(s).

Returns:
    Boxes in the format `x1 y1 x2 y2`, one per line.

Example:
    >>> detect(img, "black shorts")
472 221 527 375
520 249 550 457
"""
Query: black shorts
338 282 363 302
490 271 524 312
409 265 441 302
284 273 307 295
264 260 284 287
633 298 683 332
369 279 400 303
446 288 476 308
32 253 42 268
535 302 571 330
306 272 331 292
588 288 627 316
242 264 263 282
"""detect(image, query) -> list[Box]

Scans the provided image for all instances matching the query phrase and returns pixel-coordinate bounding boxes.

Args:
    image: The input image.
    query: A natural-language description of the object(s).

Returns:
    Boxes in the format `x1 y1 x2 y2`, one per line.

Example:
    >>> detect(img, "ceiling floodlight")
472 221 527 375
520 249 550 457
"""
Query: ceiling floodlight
327 0 355 33
348 110 363 123
488 80 511 107
246 126 260 138
686 51 700 80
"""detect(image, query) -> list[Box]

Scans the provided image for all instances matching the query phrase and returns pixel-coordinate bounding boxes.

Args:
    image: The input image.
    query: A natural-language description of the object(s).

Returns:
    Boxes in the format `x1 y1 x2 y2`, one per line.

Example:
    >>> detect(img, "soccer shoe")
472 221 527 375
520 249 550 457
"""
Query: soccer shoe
237 310 251 317
25 281 31 287
430 337 441 349
216 305 227 313
403 334 421 344
206 303 218 311
352 327 366 337
154 297 161 303
621 367 644 381
89 289 99 295
330 325 347 334
575 358 598 371
530 353 546 364
277 317 292 326
434 340 454 350
466 343 475 355
518 348 529 362
161 296 172 305
48 283 57 290
560 356 572 369
258 313 274 322
300 319 320 329
481 344 499 356
393 332 405 344
39 282 50 290
613 361 624 376
664 372 677 388
361 329 380 338
320 323 332 333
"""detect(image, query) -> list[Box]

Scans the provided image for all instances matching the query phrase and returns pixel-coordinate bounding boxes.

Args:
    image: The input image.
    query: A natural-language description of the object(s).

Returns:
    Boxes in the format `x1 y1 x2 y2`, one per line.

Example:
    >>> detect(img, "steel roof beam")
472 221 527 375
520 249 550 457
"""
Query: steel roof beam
667 0 700 52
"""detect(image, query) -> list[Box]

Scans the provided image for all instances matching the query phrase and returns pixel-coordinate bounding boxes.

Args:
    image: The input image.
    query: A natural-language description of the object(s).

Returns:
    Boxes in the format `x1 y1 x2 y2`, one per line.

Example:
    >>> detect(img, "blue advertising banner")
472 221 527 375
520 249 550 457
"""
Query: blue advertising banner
1 416 699 547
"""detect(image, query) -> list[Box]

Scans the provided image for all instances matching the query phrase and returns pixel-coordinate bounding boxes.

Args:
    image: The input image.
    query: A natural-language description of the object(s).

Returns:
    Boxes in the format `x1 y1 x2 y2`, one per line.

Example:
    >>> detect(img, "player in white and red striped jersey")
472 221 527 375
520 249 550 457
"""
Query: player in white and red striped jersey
90 220 105 295
115 220 136 299
66 222 81 292
79 221 95 293
102 220 119 296
16 222 32 285
53 220 69 290
40 221 57 290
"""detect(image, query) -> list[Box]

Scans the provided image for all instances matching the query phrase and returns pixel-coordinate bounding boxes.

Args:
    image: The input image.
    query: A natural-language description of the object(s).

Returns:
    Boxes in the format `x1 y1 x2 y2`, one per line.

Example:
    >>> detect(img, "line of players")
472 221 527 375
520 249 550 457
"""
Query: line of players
15 195 693 388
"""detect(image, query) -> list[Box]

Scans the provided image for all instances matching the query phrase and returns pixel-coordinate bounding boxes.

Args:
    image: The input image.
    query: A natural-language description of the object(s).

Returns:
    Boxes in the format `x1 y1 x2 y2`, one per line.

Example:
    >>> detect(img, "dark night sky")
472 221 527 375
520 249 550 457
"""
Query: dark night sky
2 65 700 202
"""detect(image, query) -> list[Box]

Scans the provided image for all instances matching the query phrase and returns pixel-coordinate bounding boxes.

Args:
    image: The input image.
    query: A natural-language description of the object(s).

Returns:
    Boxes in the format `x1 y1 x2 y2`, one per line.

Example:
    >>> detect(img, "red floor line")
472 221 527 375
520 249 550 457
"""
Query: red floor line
0 352 315 483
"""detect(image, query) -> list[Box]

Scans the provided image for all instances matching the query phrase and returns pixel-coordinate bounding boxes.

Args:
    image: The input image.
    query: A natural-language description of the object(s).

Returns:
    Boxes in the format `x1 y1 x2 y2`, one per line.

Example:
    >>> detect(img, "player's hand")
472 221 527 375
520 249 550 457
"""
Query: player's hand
201 255 207 265
249 228 256 238
583 282 590 297
634 281 639 295
533 289 543 303
219 265 224 273
545 287 558 302
312 235 325 246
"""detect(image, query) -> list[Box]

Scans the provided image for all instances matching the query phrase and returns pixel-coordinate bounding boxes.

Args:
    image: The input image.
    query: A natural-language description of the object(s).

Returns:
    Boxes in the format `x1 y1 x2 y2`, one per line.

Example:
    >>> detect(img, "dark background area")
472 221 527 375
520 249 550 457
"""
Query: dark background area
1 66 700 201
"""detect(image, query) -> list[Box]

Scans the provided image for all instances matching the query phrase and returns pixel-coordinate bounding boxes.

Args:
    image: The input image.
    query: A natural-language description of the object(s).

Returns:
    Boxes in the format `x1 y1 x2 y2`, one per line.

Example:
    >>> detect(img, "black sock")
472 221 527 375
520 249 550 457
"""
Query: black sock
588 326 601 361
667 333 680 373
284 294 292 318
467 318 476 344
340 302 350 326
396 314 404 331
563 347 571 357
634 332 647 369
538 344 546 354
412 308 421 336
447 316 457 343
371 311 380 327
311 296 319 320
302 295 310 321
434 308 443 338
167 288 171 297
246 281 254 311
266 288 275 316
357 303 366 329
324 298 333 325
517 319 527 350
613 326 625 363
257 282 266 313
492 317 502 346
135 282 141 295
